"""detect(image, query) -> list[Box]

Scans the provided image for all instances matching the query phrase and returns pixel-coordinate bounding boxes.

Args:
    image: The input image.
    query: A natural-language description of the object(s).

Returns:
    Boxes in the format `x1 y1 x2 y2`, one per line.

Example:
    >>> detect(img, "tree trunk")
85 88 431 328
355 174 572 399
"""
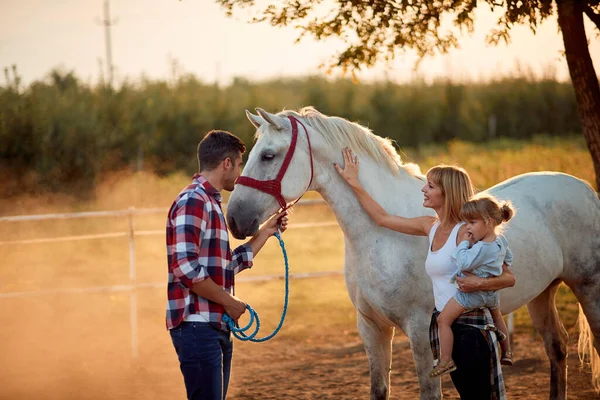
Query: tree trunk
557 0 600 190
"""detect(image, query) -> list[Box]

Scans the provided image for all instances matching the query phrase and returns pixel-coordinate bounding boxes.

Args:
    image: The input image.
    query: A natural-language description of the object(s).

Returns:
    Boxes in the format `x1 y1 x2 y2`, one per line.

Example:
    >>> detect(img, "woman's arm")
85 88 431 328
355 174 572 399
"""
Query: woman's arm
334 147 433 236
455 264 515 292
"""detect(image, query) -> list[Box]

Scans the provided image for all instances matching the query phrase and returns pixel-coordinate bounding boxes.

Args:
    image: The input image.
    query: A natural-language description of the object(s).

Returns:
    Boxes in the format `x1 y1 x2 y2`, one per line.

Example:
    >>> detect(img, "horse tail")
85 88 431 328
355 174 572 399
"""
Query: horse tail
577 303 600 393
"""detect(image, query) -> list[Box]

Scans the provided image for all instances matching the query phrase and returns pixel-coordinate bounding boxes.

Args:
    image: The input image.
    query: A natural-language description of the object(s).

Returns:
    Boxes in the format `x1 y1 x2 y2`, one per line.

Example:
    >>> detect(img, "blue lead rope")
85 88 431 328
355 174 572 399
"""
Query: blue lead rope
222 230 289 342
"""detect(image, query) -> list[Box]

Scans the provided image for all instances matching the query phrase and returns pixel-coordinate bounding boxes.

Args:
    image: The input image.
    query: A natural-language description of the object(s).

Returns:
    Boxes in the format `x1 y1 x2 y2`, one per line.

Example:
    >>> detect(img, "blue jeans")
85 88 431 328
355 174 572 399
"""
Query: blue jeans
170 322 233 400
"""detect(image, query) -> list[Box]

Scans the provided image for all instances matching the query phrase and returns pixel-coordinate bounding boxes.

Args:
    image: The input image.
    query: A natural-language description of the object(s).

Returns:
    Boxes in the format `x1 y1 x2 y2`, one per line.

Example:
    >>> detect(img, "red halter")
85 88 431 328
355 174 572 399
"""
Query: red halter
236 116 314 211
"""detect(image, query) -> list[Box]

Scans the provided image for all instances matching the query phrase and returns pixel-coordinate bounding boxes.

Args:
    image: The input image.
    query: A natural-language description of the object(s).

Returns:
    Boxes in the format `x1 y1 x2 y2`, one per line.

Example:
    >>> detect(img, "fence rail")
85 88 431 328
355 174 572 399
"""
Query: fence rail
0 199 327 223
0 270 344 300
0 221 338 246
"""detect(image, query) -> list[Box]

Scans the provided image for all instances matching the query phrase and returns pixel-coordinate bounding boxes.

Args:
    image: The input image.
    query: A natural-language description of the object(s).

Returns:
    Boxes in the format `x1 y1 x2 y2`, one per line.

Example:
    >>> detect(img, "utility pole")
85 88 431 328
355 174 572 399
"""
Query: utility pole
99 0 117 86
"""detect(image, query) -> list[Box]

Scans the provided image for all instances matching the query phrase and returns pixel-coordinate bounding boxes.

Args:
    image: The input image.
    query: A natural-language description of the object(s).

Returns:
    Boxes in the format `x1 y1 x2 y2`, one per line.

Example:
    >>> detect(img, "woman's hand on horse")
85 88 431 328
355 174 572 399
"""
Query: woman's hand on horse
334 147 360 187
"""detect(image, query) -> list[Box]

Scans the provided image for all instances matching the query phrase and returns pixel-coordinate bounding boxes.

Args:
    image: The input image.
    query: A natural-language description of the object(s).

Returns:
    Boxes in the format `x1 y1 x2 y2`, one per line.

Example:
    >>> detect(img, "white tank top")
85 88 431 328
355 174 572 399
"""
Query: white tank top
425 221 464 311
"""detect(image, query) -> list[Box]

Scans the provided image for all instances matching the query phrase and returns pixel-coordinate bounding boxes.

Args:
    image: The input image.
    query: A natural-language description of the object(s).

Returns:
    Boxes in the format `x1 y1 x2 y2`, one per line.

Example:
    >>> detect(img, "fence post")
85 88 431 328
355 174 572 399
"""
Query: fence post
128 207 136 283
507 312 514 348
128 207 138 359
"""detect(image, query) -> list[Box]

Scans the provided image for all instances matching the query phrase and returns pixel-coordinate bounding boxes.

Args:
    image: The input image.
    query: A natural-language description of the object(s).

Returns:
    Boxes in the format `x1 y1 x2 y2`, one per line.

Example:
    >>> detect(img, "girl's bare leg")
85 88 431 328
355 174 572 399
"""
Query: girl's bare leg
437 298 466 363
491 307 511 353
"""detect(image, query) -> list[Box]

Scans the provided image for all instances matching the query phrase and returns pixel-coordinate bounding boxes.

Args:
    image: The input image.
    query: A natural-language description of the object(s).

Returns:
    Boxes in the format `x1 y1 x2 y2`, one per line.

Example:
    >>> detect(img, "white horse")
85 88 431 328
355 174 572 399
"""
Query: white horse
226 107 600 400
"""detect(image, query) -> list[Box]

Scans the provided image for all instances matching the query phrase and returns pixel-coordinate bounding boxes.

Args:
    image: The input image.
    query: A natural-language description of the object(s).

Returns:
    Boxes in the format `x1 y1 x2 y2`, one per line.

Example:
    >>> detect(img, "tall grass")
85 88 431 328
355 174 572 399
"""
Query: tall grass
0 67 582 195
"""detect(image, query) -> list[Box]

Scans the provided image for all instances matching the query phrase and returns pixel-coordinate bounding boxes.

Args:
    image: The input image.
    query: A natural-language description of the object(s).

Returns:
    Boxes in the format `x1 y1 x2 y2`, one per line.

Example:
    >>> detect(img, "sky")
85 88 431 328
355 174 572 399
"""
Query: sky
1 0 599 86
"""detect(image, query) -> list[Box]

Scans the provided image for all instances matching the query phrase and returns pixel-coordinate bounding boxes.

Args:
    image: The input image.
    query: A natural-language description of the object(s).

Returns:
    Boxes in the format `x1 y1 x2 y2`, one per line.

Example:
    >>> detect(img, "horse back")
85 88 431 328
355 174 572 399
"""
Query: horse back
487 172 600 296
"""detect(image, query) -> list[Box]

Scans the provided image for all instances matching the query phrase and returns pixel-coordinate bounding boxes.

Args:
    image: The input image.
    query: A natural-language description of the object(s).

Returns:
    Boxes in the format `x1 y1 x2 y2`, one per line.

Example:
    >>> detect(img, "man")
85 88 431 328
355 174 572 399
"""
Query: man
166 130 288 400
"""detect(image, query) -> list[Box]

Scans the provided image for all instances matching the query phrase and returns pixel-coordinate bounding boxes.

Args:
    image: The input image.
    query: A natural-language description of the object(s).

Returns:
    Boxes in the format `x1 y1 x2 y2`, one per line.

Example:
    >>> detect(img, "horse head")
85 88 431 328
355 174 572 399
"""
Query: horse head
227 108 316 239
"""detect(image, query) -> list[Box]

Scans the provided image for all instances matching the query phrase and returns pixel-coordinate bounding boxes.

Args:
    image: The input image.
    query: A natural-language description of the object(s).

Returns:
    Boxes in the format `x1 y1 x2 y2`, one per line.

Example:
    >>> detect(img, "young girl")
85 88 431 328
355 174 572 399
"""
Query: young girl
429 194 515 378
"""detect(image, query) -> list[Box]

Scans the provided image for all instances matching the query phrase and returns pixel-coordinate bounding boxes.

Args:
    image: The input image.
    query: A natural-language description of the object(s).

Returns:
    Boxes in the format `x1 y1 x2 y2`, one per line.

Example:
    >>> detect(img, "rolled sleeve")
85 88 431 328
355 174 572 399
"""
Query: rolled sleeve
170 195 210 288
173 250 210 289
228 243 254 275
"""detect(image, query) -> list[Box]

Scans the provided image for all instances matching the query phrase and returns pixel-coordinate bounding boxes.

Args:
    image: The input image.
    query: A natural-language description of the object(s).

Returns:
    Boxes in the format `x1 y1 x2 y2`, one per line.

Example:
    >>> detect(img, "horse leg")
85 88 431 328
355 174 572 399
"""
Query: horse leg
564 279 600 394
405 313 441 400
357 311 394 400
526 279 569 400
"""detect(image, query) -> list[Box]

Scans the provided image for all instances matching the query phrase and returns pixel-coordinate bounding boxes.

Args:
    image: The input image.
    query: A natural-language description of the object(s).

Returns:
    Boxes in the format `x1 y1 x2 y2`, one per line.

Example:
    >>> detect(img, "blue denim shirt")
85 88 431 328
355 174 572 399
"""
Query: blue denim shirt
450 235 512 283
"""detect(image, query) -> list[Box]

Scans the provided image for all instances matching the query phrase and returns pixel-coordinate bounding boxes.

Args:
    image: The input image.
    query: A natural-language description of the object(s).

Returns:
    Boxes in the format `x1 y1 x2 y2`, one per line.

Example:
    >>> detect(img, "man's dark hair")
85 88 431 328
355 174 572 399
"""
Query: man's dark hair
197 130 246 172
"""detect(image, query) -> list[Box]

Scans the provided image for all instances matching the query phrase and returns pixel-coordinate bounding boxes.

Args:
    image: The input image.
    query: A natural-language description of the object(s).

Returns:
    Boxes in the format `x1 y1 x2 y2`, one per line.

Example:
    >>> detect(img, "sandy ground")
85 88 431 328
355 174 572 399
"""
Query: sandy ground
0 285 597 400
227 331 597 400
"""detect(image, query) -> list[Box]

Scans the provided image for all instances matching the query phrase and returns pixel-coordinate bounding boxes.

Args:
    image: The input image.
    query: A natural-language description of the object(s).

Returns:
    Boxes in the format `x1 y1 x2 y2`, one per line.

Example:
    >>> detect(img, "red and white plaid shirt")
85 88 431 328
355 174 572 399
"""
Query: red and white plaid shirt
165 174 253 330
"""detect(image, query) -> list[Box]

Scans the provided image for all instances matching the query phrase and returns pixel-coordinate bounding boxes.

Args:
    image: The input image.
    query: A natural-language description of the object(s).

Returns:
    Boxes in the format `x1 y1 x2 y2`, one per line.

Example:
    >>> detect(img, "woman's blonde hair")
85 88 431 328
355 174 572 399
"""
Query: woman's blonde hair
460 194 515 232
426 165 475 226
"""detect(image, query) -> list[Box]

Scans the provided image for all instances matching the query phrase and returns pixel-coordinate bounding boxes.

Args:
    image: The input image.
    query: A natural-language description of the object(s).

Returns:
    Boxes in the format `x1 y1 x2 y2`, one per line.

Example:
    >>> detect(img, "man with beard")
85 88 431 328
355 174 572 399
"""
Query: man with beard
165 130 288 400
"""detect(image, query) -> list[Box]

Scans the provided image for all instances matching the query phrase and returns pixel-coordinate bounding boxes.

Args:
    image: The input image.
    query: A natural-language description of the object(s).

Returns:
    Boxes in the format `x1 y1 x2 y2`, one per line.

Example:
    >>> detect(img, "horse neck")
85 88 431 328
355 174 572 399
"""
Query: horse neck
315 152 428 244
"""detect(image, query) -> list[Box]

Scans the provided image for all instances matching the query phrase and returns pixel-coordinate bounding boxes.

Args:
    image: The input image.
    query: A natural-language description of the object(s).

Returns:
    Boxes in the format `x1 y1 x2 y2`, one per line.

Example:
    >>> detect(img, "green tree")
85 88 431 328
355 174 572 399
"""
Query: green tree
217 0 600 189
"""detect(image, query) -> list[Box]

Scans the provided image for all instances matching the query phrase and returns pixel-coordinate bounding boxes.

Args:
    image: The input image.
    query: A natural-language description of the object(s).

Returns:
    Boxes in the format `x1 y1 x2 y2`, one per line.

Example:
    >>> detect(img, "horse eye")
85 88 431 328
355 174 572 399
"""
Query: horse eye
261 154 275 162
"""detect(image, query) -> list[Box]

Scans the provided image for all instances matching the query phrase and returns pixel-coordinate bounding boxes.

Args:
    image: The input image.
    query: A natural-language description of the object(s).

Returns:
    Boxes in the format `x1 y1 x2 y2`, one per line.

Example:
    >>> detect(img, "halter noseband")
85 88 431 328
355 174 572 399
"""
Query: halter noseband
236 116 314 211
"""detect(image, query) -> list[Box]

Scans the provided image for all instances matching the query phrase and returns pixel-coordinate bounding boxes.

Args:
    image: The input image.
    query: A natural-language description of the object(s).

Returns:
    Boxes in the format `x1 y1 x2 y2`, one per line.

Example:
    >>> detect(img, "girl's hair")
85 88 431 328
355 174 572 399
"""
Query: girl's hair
460 194 515 231
426 165 475 226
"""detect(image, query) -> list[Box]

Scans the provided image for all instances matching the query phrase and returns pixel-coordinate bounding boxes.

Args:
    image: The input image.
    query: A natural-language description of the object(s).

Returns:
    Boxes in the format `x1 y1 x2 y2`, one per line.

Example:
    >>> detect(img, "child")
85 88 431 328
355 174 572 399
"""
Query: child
429 194 515 378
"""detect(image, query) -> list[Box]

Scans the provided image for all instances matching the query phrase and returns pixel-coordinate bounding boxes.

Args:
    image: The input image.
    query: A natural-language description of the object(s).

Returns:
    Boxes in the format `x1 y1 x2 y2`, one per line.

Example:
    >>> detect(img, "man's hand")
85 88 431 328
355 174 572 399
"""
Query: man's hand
223 295 247 323
261 210 289 237
247 210 289 256
192 278 248 322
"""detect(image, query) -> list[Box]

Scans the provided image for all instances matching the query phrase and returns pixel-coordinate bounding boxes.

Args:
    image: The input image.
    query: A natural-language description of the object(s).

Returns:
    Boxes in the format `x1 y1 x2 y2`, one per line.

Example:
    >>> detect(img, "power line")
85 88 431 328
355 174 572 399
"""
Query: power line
98 0 118 86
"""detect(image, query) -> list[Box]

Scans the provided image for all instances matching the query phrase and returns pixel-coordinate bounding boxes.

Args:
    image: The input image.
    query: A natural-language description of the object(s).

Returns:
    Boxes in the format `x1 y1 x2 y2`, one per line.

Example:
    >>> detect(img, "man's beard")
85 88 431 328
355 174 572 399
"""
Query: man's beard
224 177 236 191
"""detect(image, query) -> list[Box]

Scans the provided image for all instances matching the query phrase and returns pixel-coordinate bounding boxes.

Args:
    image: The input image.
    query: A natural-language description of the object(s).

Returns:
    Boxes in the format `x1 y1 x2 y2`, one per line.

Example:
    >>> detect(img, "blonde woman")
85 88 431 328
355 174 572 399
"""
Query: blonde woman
335 147 515 399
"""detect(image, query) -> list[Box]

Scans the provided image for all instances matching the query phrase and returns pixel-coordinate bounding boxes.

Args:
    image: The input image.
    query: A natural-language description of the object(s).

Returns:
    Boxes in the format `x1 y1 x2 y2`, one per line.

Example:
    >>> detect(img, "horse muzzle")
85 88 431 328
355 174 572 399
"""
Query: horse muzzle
226 202 260 240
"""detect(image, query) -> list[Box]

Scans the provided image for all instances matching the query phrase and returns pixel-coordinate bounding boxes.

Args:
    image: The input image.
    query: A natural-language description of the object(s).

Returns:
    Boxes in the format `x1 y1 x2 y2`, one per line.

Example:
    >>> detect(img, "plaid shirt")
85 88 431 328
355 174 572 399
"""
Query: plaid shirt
165 173 253 331
430 308 506 400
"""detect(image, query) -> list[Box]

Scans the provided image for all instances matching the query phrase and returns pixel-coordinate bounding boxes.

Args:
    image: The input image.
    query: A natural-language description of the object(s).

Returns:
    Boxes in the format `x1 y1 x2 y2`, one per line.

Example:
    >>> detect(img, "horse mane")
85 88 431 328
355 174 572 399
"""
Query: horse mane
278 107 422 178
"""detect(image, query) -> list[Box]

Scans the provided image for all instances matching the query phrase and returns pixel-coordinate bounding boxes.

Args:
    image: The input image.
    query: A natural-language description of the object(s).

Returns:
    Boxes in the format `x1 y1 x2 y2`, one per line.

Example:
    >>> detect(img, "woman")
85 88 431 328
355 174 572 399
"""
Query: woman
334 148 515 399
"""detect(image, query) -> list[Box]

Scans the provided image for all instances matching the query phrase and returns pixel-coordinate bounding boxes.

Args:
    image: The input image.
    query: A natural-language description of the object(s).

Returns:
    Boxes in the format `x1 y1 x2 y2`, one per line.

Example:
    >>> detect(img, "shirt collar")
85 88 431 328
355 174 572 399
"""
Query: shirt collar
193 173 222 202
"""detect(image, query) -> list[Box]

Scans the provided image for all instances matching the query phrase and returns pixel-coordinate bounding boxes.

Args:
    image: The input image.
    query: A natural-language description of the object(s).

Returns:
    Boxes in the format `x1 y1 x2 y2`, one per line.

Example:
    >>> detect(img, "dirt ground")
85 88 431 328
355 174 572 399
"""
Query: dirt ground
228 331 597 400
1 321 596 400
0 283 597 400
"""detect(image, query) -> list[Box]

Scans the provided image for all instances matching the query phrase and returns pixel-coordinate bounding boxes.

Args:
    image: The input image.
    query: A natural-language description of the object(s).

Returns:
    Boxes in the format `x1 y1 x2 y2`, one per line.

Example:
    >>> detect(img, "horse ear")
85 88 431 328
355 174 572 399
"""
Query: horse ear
256 108 286 130
245 109 264 129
